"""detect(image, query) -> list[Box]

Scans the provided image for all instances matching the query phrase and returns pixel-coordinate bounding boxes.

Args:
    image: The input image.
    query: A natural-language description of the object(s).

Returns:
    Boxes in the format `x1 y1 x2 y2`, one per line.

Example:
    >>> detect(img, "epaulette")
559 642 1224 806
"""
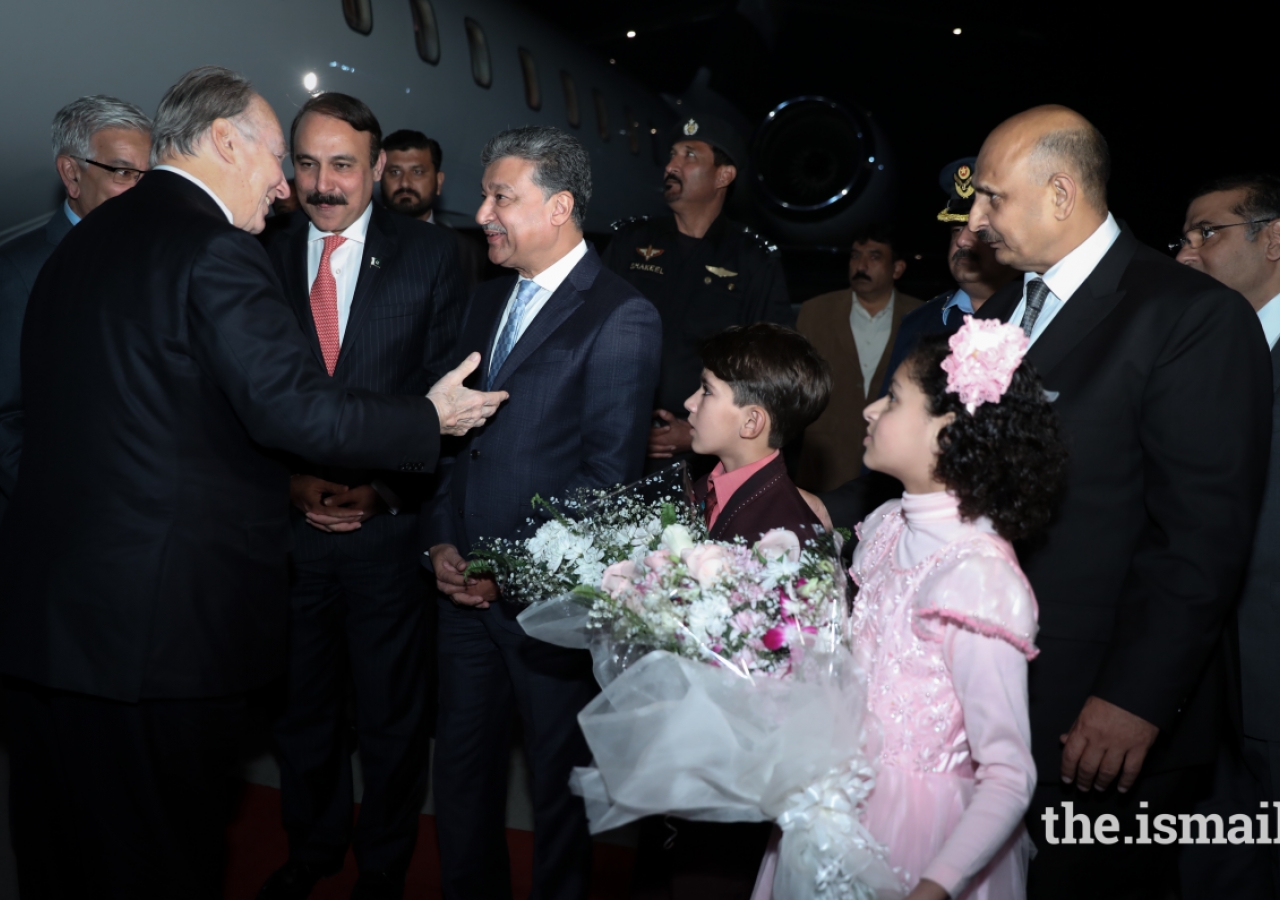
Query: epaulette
610 215 648 232
927 288 957 305
745 229 779 257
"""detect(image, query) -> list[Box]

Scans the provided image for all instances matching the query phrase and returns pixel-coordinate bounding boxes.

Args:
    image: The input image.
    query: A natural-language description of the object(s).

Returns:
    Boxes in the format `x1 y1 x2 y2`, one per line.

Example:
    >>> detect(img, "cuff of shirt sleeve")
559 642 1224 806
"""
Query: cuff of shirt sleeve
920 862 966 899
370 478 402 516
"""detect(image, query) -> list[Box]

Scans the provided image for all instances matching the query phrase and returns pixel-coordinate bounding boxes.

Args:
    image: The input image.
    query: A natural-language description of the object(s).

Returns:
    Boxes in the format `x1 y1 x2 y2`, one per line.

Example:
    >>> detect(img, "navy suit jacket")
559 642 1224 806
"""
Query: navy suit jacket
0 208 73 519
266 204 467 561
0 171 442 702
425 244 661 628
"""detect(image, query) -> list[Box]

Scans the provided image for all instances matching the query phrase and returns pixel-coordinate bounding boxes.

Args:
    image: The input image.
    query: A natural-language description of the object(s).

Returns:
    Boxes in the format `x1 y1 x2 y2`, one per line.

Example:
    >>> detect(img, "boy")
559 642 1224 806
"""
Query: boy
635 323 832 900
685 322 832 543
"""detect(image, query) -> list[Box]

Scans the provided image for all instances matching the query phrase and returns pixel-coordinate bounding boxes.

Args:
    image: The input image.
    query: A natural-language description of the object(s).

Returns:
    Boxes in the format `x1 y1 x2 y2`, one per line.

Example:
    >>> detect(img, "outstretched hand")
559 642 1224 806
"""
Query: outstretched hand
1060 695 1159 793
428 352 509 436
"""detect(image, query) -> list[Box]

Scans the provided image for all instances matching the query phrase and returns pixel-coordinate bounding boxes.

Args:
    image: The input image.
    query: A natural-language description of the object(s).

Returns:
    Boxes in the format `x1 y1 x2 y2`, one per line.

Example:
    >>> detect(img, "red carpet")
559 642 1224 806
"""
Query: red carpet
224 783 635 899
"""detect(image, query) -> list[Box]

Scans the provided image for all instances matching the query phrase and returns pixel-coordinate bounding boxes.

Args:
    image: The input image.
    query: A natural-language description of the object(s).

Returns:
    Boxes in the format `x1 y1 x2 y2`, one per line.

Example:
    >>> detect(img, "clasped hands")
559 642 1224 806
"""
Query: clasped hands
648 408 693 458
1060 695 1159 793
291 476 384 532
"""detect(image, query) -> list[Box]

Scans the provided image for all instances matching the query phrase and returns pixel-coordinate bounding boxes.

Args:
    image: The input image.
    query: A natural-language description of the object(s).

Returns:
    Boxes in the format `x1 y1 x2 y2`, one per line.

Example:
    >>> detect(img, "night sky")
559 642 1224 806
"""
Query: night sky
514 0 1273 300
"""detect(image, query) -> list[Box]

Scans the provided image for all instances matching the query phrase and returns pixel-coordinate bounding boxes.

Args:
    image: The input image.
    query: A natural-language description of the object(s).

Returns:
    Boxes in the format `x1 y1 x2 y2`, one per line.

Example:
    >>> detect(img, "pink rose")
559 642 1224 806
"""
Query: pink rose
762 626 787 651
682 544 730 587
755 528 801 563
643 548 673 573
600 560 640 598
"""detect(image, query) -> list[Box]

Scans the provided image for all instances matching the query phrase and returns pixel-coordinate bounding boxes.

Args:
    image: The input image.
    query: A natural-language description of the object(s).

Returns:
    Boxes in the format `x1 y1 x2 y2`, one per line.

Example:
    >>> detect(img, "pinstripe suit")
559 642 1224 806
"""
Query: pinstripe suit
264 202 467 878
425 244 661 900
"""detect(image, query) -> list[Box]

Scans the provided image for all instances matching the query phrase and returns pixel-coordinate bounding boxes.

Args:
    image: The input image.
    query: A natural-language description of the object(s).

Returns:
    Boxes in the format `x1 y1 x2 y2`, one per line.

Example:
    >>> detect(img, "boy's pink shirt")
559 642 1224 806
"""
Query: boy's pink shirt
706 450 780 529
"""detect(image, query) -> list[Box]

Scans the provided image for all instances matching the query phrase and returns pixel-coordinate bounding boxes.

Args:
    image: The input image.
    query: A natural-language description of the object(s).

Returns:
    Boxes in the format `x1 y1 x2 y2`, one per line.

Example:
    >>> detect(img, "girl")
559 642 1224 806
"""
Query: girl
758 317 1067 900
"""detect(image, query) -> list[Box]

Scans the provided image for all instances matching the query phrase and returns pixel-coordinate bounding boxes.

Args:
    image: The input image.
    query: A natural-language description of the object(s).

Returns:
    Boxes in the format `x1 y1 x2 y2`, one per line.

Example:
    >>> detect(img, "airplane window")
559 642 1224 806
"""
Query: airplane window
593 89 609 142
342 0 373 35
518 48 540 111
561 72 580 128
624 106 639 155
410 0 440 65
465 18 492 89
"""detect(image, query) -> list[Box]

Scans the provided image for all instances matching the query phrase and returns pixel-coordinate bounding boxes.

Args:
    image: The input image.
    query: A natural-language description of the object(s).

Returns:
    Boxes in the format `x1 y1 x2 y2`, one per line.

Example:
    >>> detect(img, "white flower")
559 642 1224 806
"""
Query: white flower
661 524 696 557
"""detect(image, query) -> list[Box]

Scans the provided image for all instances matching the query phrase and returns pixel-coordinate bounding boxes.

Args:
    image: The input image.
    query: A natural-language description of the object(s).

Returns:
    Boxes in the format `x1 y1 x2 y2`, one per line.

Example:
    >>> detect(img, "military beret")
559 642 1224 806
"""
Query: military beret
669 114 749 170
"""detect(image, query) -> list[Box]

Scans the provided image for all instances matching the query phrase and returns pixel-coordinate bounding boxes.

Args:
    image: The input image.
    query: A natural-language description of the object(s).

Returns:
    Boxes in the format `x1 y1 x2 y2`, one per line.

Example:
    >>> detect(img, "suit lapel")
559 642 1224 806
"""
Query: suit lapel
710 455 786 541
489 278 583 391
335 209 397 375
282 222 325 370
1271 342 1280 393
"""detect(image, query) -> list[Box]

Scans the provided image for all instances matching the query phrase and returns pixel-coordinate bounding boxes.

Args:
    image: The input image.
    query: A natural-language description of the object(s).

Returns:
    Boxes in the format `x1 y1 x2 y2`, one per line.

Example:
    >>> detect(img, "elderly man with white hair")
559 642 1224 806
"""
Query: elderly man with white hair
0 66 505 899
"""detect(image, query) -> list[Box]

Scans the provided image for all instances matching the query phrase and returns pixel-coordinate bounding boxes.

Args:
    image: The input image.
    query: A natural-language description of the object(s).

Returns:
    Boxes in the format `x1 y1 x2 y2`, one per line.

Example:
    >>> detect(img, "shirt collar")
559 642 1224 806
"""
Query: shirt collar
153 165 235 224
943 288 972 313
63 199 81 227
1027 211 1121 302
307 199 374 245
1257 292 1280 351
851 289 895 322
526 239 588 296
708 450 780 515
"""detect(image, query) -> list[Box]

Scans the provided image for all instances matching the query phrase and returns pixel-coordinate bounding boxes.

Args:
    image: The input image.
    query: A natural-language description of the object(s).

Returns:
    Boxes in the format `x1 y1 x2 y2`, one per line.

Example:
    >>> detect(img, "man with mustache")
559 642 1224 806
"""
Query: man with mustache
381 128 485 292
257 92 468 900
879 158 1018 385
600 114 792 473
793 224 920 491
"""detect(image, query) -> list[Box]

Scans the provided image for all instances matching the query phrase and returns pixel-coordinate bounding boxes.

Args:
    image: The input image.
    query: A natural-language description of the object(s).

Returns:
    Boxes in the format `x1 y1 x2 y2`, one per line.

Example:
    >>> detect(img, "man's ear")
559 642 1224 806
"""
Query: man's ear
436 170 446 193
741 405 770 441
892 258 907 280
715 163 737 190
1049 172 1079 221
548 190 575 227
55 155 81 199
372 148 387 181
208 118 240 164
1264 218 1280 263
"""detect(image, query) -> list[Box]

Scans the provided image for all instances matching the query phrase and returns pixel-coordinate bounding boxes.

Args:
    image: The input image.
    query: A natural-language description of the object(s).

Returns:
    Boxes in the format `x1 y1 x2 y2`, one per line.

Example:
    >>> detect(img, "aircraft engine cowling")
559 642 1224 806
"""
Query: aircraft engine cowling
748 96 894 246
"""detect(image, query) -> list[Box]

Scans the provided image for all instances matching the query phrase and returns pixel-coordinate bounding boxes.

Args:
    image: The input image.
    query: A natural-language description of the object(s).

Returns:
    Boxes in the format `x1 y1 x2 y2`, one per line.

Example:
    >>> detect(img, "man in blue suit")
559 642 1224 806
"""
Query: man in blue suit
0 95 151 521
426 125 662 900
257 93 468 900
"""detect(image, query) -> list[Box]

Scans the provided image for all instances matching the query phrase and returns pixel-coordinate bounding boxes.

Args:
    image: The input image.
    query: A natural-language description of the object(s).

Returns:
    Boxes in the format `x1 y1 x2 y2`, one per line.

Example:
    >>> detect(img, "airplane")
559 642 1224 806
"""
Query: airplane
0 0 892 249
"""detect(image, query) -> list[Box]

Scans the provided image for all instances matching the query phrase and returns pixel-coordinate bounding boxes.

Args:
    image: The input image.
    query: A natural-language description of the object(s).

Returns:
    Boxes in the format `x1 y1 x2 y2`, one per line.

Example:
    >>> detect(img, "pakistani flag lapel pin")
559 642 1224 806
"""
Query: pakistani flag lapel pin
369 257 381 269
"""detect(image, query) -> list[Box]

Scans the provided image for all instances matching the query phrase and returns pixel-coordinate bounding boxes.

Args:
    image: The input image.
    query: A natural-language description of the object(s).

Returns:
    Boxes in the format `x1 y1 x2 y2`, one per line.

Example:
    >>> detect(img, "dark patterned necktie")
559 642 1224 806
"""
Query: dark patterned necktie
704 479 718 526
1020 278 1051 337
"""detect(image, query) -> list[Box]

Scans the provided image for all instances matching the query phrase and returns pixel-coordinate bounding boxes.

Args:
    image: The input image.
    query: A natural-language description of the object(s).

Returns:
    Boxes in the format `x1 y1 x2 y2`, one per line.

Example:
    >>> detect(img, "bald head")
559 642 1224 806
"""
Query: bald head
968 105 1111 273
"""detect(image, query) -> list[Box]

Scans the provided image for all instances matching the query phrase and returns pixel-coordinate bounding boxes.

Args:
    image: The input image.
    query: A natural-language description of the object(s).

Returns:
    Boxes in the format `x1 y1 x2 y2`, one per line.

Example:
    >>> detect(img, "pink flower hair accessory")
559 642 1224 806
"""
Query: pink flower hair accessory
939 316 1029 413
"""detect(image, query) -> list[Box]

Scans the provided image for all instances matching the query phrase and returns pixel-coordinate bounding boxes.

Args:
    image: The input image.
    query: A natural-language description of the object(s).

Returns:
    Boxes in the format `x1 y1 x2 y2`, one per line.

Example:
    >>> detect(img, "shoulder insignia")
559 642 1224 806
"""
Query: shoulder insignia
745 230 779 256
610 215 648 232
705 265 737 278
928 289 956 305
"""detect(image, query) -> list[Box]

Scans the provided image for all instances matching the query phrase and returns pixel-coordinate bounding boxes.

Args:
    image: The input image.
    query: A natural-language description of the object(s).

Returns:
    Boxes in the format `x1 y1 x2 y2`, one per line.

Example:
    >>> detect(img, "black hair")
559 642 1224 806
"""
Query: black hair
290 92 382 166
904 334 1067 543
700 323 832 448
1191 173 1280 240
383 128 443 170
849 223 900 261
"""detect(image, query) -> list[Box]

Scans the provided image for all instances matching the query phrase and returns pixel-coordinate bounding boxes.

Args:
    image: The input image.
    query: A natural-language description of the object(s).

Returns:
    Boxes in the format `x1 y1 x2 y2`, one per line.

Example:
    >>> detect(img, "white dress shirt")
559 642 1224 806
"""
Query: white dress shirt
306 201 374 344
1009 212 1121 346
491 239 588 354
850 290 895 397
153 165 234 224
1257 293 1280 351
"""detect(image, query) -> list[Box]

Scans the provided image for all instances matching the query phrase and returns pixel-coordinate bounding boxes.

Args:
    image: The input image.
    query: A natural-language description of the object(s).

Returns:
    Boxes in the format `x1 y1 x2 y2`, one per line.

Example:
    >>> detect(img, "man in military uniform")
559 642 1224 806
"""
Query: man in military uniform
601 114 792 469
879 157 1018 384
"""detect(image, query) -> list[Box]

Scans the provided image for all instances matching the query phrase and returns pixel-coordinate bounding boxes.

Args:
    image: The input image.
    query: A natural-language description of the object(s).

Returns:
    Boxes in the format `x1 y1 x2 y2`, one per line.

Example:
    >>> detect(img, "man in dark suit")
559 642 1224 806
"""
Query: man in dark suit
1173 173 1280 897
0 94 151 522
426 125 661 900
381 128 488 293
964 107 1271 898
256 94 468 900
0 66 505 900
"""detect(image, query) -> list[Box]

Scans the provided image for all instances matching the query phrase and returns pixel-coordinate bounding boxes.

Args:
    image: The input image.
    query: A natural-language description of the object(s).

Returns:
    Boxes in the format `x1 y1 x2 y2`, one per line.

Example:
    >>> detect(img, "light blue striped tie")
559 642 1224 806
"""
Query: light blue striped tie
487 278 541 388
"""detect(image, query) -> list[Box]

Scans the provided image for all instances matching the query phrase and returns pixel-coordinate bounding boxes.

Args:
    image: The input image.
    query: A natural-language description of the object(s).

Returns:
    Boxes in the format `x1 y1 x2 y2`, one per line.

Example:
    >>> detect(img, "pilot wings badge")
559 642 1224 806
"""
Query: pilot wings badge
636 245 664 261
705 266 738 278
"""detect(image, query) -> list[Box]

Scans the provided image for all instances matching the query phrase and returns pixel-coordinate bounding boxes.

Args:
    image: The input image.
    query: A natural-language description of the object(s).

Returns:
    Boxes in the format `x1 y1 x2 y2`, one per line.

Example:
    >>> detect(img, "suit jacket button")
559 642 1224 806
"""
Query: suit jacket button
471 449 481 460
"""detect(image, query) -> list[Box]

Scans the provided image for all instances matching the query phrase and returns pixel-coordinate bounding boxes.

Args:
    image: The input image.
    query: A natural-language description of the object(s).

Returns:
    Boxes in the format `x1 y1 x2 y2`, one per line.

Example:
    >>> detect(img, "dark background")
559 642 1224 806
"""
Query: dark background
513 0 1273 301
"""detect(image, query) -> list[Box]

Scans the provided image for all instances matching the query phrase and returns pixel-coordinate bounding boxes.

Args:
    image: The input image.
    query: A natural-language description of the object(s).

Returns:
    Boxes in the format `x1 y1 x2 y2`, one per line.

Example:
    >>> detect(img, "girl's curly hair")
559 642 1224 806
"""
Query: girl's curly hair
905 333 1068 543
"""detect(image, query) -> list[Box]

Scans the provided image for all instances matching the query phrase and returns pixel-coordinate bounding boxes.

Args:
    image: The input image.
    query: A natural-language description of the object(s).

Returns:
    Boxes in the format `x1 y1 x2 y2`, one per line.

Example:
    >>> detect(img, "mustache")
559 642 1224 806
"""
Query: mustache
392 188 421 201
951 248 976 263
305 191 348 206
482 223 507 235
663 173 682 186
976 229 998 244
851 271 871 281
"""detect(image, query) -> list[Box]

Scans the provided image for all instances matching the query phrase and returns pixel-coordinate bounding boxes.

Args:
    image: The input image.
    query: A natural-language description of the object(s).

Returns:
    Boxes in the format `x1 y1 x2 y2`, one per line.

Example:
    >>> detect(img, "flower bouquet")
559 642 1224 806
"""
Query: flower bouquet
516 525 905 900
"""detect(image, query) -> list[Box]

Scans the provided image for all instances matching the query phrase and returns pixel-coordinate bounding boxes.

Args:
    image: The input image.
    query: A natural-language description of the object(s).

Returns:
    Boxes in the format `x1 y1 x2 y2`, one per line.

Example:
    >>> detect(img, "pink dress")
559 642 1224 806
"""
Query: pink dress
752 491 1038 900
856 492 1037 899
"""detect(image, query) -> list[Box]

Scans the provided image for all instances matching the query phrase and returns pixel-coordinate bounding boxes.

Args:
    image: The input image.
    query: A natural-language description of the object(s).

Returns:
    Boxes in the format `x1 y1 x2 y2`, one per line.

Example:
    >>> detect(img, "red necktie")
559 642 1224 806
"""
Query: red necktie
310 234 347 375
704 478 718 527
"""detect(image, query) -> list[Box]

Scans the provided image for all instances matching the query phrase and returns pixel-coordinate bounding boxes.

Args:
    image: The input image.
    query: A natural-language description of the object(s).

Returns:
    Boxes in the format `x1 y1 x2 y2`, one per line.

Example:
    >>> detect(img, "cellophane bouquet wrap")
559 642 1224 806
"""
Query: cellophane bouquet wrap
516 522 905 900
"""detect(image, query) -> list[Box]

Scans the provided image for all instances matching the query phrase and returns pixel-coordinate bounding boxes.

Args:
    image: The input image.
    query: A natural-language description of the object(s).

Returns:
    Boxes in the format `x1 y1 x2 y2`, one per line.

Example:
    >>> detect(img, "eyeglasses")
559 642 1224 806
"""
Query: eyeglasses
1169 218 1277 253
75 157 146 186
